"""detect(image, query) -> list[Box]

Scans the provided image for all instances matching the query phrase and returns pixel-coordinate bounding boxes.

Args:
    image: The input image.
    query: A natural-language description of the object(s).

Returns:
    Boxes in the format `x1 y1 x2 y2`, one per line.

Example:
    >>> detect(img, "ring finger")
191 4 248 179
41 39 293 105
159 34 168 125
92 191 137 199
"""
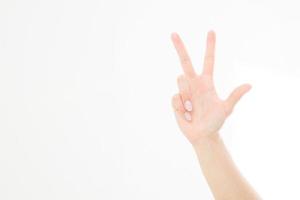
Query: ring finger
177 75 193 113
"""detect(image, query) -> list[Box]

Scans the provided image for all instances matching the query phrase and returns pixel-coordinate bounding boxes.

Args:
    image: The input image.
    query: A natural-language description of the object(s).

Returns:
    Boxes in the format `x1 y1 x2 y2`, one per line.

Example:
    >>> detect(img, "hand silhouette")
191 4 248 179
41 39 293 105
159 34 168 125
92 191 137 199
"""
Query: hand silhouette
171 31 252 145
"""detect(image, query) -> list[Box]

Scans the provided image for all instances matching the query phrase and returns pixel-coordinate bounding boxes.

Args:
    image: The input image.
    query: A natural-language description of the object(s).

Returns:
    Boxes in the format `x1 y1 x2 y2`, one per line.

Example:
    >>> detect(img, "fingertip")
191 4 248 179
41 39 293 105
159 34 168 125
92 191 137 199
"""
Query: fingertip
184 112 192 121
184 100 193 112
171 32 179 41
244 83 252 92
207 29 216 38
208 29 215 33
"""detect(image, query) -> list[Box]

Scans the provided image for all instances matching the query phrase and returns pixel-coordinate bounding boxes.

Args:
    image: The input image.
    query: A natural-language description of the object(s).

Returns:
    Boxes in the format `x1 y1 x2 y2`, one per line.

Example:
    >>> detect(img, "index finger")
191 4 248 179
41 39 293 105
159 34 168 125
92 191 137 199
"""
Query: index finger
171 33 197 78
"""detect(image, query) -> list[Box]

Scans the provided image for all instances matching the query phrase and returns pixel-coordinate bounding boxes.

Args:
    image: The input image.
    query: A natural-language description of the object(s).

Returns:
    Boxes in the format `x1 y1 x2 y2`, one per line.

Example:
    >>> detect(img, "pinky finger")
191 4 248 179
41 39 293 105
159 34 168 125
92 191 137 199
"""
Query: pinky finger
172 94 189 124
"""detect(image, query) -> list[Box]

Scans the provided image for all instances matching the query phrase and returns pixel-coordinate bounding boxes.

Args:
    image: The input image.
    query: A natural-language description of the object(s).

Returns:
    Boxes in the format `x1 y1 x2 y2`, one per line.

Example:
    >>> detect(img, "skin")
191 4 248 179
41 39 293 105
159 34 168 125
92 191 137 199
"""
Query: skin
170 30 262 200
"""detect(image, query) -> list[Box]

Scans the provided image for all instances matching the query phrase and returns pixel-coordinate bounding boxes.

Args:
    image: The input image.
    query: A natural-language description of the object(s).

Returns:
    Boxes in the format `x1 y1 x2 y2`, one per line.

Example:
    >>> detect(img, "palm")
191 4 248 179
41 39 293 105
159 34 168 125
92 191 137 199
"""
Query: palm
171 31 251 144
181 74 227 142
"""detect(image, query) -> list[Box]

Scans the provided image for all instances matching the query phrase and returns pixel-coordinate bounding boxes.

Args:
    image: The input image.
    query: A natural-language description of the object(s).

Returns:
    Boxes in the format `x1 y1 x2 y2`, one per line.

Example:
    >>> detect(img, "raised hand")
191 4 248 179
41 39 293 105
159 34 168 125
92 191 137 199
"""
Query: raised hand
171 31 252 145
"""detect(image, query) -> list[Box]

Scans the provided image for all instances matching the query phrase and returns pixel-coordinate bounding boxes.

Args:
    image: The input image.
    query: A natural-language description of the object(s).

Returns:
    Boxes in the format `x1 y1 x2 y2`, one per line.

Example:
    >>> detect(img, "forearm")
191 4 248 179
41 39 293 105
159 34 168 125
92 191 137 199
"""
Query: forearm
192 134 261 200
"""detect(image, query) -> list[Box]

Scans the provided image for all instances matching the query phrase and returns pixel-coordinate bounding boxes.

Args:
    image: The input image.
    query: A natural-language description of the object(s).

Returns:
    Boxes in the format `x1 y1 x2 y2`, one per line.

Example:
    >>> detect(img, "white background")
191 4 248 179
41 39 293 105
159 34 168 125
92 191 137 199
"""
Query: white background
1 0 300 199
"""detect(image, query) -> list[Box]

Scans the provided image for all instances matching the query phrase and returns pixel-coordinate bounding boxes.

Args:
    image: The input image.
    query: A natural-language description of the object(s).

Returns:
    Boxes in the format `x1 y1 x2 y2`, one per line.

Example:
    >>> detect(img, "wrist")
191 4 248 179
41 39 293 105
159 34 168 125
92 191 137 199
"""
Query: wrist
191 132 221 149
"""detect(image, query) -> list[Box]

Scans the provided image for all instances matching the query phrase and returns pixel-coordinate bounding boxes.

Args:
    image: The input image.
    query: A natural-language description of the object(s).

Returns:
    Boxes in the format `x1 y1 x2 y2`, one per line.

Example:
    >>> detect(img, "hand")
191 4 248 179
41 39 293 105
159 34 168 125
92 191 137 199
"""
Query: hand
171 30 252 145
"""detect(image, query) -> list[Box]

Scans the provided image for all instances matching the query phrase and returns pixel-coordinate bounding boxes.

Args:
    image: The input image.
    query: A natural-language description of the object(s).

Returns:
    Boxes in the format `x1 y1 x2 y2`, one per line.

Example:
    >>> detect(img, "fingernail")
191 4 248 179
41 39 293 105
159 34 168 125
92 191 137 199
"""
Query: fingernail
184 112 192 121
184 100 193 111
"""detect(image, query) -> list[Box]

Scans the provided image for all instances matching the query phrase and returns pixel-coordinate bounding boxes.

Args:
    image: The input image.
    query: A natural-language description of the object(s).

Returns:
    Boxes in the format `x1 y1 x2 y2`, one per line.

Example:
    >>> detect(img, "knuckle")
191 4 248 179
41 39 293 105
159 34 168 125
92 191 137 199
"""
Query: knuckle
172 94 180 104
182 57 190 65
172 94 179 101
171 94 181 111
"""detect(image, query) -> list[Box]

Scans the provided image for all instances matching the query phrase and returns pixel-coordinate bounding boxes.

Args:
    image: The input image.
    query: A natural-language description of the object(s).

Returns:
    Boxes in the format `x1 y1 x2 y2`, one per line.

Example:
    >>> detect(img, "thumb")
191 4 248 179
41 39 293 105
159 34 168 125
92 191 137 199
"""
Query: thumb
225 84 252 115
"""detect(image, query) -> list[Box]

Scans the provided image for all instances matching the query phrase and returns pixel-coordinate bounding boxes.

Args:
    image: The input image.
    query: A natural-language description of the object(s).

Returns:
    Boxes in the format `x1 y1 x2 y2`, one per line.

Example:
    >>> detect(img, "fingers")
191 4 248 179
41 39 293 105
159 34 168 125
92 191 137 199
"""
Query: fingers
177 75 193 112
202 30 216 77
225 84 252 115
172 93 189 124
171 32 197 79
172 93 192 122
177 75 193 122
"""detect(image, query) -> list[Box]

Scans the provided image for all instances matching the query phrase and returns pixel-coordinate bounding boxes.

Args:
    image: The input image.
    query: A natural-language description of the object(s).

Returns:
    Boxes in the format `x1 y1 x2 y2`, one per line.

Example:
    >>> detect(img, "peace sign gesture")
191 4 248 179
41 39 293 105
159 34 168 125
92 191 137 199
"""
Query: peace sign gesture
171 31 252 145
